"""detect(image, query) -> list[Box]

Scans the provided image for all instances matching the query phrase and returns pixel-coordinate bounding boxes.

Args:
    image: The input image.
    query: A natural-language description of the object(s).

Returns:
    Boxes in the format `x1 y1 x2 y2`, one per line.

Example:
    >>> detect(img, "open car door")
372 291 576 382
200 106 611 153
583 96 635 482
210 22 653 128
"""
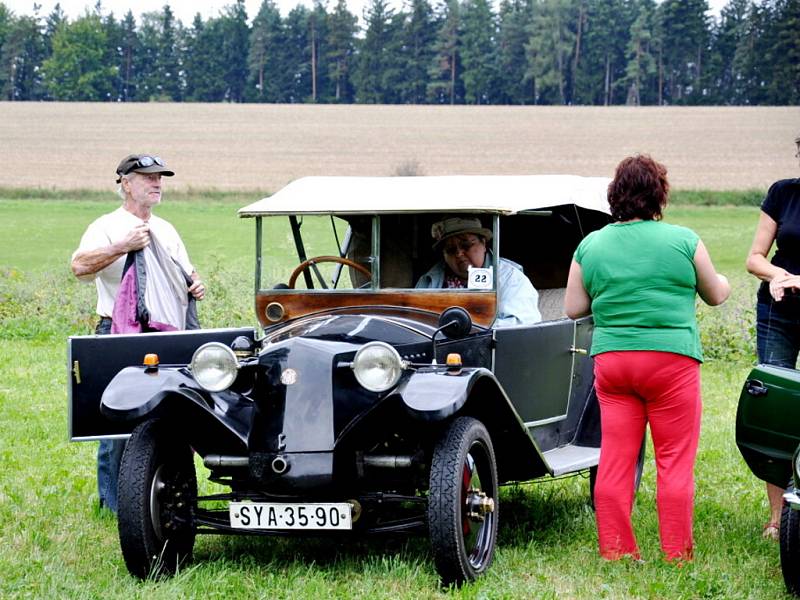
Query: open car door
68 327 255 440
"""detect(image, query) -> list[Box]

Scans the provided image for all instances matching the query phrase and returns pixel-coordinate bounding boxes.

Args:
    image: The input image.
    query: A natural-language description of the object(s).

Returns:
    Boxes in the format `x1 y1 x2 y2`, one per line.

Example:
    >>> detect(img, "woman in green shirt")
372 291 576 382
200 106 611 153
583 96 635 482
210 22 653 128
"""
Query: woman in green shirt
565 155 730 562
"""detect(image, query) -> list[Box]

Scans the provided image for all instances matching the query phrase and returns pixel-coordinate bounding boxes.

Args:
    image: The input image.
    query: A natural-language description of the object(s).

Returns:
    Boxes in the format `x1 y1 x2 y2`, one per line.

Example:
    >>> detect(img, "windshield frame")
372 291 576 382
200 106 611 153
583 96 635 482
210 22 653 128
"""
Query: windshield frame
254 213 501 295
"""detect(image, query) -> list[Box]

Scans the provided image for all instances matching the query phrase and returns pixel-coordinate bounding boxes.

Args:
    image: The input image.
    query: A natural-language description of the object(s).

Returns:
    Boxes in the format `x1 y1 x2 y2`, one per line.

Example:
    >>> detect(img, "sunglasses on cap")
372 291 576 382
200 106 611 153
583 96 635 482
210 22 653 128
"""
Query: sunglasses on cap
123 155 165 174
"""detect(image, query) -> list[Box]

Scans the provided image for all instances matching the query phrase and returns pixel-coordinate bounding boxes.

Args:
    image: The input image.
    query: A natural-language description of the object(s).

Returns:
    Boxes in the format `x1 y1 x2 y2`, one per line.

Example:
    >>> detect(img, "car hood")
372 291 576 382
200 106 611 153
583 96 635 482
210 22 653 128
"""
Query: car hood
261 313 438 348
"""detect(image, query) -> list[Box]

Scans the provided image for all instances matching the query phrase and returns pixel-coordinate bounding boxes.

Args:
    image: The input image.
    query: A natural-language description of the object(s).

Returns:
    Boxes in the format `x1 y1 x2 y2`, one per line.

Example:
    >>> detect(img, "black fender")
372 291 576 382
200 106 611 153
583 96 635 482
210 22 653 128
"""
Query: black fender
100 366 250 455
395 367 549 482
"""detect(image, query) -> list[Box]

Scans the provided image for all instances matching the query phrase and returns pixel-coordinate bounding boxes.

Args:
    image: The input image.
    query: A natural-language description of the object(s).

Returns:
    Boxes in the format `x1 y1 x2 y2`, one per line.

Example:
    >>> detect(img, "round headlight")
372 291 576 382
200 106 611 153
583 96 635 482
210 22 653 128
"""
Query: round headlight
351 342 405 392
191 342 239 392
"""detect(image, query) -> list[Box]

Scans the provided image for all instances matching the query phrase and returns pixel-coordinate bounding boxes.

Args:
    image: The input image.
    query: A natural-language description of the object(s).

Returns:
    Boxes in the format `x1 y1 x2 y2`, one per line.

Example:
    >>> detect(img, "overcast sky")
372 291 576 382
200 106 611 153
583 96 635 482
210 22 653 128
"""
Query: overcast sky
4 0 729 27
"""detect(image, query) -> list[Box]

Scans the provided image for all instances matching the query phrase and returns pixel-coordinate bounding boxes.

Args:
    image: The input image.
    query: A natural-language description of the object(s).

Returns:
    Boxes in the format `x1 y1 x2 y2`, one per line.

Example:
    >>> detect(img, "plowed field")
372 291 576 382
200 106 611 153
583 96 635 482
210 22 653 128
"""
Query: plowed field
1 103 797 192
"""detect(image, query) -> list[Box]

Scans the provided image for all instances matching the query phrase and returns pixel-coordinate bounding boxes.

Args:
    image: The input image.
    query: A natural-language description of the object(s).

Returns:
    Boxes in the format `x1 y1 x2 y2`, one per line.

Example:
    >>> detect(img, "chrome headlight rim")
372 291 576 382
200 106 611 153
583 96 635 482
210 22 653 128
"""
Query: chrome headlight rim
351 341 405 393
190 342 239 392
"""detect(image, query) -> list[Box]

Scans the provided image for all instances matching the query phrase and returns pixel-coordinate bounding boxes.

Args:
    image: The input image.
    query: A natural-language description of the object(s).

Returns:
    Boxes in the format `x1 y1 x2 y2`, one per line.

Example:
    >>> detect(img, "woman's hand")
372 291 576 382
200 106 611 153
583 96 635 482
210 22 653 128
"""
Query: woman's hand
769 273 800 301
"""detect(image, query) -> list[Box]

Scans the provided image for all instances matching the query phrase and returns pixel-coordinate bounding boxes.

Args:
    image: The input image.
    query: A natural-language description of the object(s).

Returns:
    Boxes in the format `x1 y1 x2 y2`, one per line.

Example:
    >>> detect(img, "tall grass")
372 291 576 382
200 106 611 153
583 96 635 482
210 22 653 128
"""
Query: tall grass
0 186 764 206
0 186 266 203
671 189 765 206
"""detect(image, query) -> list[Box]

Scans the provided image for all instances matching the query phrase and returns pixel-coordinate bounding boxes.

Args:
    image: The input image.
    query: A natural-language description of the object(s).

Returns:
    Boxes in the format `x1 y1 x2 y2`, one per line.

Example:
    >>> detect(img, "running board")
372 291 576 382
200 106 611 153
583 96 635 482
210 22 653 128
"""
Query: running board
542 445 600 476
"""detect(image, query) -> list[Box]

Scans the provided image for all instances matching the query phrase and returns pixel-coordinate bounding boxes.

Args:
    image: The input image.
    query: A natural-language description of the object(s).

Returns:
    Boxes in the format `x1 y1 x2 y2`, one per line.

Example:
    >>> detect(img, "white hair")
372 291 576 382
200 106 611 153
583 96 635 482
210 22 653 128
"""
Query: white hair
116 173 134 200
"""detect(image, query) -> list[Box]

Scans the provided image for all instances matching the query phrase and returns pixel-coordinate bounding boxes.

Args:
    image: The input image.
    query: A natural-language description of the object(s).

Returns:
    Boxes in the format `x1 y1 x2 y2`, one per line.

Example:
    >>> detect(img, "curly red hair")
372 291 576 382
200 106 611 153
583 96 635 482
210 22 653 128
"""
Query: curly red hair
607 154 669 222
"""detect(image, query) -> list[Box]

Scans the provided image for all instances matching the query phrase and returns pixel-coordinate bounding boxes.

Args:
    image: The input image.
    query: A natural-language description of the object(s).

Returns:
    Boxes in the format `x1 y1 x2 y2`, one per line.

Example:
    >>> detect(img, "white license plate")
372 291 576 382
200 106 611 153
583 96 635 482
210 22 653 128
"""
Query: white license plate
229 501 352 530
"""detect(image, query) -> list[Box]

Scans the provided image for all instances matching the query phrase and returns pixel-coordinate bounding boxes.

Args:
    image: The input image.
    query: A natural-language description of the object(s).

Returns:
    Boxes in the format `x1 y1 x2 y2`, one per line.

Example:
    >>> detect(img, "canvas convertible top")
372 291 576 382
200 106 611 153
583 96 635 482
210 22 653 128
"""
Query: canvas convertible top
238 175 612 217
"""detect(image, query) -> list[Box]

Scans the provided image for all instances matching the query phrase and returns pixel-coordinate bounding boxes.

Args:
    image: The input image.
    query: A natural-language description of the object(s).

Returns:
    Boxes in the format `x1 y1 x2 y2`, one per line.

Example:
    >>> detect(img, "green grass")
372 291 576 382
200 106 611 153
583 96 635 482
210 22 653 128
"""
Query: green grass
0 342 784 598
0 193 789 598
670 189 765 207
1 187 763 206
0 186 267 203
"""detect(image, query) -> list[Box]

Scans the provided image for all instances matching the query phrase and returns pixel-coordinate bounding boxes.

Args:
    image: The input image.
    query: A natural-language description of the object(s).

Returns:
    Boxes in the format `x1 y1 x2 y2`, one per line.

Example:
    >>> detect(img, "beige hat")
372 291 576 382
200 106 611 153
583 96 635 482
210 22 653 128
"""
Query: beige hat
431 217 492 250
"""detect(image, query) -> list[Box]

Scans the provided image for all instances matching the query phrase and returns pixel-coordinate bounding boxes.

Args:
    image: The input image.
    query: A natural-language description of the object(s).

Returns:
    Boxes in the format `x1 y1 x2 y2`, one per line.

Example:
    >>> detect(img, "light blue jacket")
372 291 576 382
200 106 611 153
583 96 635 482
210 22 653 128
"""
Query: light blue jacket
416 254 541 327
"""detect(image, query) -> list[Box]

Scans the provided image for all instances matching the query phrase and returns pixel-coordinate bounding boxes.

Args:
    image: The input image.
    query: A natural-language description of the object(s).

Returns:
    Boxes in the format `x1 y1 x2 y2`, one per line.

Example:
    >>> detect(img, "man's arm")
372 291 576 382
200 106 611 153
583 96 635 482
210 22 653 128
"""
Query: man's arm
71 224 150 279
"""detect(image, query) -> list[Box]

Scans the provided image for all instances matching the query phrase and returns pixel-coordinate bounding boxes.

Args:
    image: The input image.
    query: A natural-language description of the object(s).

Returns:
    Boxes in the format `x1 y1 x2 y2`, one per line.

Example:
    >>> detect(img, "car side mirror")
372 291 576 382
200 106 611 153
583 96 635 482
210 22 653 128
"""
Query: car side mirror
438 306 472 340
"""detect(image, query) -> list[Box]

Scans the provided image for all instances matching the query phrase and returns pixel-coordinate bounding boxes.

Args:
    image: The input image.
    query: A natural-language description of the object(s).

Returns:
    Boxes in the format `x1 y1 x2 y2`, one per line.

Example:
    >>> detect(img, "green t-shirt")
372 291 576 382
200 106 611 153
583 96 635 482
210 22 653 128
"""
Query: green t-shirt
574 220 702 361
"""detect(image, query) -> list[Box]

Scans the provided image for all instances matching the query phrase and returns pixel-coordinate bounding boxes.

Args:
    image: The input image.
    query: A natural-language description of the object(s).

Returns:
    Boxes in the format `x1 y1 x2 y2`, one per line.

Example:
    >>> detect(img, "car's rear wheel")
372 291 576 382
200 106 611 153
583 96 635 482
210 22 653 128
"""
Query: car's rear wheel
589 433 646 510
780 481 800 596
117 418 197 579
428 417 498 587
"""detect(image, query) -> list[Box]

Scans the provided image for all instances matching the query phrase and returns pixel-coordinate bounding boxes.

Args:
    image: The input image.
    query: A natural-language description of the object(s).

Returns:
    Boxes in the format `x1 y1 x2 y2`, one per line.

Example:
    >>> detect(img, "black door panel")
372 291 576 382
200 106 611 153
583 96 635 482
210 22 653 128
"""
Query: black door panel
68 327 255 440
493 320 575 424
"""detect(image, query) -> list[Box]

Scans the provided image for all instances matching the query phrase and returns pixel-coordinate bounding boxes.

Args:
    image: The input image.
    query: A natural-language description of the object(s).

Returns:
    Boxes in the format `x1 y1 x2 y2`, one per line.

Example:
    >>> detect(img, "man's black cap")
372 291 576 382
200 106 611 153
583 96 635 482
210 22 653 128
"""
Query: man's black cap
115 154 175 183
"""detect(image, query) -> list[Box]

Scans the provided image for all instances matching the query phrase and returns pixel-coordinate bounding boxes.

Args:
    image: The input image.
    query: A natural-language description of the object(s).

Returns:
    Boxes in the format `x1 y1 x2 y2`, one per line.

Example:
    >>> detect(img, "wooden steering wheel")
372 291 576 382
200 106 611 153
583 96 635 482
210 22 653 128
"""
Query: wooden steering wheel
287 255 372 289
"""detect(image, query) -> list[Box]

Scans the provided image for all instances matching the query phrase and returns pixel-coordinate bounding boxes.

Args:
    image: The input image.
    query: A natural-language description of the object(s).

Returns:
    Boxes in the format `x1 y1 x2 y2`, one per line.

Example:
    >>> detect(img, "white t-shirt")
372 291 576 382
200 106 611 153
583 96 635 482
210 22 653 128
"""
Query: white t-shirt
72 206 194 317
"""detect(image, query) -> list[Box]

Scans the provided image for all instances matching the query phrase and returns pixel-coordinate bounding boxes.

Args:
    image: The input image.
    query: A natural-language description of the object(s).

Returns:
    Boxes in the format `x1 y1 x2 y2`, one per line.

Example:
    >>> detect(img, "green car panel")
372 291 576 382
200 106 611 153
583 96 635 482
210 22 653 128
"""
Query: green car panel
736 364 800 488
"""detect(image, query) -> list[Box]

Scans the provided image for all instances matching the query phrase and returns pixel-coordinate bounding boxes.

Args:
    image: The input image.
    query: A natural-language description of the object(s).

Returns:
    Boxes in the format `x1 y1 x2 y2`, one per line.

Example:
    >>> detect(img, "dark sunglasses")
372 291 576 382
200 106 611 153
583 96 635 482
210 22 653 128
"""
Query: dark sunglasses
443 237 481 255
123 155 165 175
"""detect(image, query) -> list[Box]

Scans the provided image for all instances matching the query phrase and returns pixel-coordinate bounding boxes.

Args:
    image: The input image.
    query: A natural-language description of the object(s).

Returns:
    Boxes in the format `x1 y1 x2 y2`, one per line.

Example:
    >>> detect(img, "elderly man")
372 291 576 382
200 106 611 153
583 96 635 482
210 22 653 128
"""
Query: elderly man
71 153 205 513
416 216 541 327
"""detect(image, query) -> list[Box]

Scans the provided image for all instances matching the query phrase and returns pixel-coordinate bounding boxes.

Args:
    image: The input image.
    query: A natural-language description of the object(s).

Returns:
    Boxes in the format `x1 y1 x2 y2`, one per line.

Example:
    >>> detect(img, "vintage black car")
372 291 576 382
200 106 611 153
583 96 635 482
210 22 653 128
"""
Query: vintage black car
68 175 613 585
737 365 800 595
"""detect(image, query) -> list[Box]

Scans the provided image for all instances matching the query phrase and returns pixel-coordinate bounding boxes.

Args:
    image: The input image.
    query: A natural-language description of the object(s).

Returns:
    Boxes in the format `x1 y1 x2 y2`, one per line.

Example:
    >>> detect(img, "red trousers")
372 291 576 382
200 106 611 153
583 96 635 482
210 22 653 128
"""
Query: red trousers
593 351 701 561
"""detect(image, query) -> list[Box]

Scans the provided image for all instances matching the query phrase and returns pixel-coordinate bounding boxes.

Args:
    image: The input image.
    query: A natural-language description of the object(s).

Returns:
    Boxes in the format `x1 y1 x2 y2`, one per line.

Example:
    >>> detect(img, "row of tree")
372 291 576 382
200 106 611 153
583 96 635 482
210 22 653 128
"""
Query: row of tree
0 0 798 105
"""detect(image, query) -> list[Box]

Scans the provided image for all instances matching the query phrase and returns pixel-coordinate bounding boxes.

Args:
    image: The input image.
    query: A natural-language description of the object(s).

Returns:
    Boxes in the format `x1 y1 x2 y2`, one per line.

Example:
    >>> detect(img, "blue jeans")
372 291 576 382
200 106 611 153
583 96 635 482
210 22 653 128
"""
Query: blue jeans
756 301 800 368
97 438 126 513
95 316 126 513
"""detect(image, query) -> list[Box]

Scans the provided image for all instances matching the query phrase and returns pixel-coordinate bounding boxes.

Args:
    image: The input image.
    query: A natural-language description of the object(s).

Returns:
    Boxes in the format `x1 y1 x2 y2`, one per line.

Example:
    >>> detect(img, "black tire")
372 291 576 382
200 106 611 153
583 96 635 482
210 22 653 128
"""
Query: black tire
428 417 498 587
780 482 800 596
589 433 646 511
117 419 197 579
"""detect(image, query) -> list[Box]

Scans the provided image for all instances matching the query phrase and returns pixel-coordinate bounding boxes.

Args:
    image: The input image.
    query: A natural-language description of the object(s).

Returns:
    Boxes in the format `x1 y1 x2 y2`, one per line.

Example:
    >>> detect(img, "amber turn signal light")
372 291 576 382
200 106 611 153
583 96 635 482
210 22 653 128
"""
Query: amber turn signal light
446 353 462 368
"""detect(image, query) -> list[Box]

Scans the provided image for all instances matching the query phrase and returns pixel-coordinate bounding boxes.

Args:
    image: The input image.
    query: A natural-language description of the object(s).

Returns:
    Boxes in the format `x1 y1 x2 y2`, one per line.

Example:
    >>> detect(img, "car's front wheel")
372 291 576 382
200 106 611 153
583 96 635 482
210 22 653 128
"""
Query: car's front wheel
428 417 498 587
780 481 800 596
117 418 197 579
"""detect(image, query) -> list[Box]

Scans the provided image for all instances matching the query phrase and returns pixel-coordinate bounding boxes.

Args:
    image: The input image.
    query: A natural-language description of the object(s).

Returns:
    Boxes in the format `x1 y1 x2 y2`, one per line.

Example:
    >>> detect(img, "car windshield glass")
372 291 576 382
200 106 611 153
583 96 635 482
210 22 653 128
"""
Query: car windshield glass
369 213 497 291
256 208 605 295
258 215 371 291
258 213 503 293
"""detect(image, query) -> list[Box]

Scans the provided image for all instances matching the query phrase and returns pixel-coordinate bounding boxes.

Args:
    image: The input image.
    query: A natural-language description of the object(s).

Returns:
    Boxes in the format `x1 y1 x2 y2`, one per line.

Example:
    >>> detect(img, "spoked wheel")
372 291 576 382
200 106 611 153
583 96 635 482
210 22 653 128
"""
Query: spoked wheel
428 417 498 587
780 481 800 596
117 418 197 579
589 433 646 511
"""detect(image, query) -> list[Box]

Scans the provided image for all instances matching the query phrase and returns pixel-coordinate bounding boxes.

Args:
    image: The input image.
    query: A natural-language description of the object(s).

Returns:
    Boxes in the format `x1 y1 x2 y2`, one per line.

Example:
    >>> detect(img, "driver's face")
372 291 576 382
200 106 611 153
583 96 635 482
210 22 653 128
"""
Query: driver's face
442 234 486 280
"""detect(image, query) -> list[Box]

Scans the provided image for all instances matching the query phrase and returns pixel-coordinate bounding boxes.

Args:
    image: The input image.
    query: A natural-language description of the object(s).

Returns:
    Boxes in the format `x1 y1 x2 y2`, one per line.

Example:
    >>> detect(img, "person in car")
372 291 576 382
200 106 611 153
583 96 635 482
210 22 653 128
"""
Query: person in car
565 154 730 563
71 153 206 514
416 216 541 327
